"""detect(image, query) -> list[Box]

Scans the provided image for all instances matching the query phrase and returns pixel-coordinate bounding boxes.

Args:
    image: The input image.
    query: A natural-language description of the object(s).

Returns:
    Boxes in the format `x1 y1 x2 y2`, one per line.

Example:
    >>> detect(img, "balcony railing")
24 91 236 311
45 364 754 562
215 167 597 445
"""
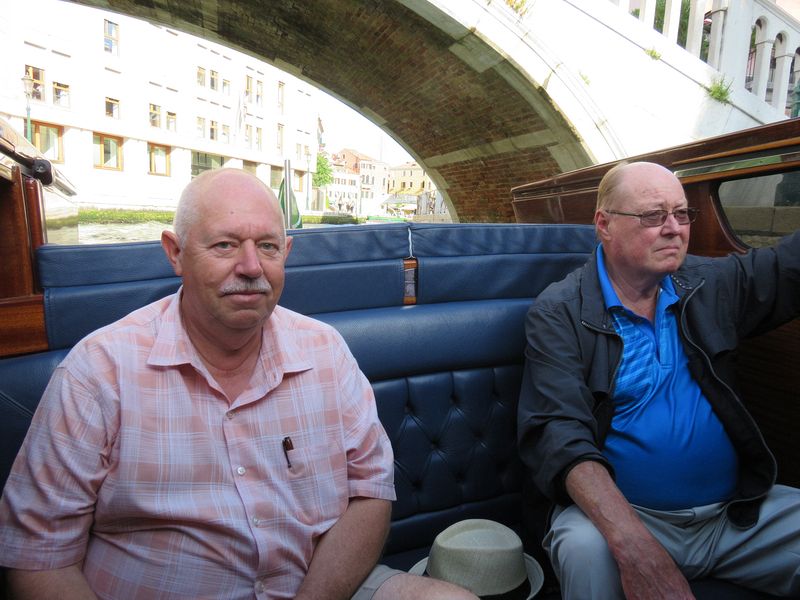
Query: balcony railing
609 0 800 115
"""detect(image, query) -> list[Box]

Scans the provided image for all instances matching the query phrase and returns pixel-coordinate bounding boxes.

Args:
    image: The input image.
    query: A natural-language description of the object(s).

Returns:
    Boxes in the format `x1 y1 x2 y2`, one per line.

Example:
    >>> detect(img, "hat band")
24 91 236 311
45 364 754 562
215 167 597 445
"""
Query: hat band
481 578 530 600
422 570 531 600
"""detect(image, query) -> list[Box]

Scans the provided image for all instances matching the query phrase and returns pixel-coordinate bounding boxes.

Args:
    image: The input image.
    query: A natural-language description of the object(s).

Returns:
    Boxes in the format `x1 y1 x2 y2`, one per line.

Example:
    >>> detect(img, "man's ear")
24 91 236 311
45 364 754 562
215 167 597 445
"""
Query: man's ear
284 235 293 260
595 209 611 242
161 230 183 276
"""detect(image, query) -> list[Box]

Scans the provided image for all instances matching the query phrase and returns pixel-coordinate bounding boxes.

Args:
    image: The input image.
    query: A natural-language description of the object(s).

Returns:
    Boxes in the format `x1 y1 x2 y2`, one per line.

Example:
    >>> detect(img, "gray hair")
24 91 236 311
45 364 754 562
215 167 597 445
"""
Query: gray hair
171 168 286 248
595 161 630 213
172 188 199 247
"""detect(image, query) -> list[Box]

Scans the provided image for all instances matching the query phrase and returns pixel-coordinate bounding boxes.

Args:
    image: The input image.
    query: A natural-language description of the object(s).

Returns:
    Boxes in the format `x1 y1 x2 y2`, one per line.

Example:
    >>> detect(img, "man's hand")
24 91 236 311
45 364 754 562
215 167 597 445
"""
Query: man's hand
612 523 694 599
7 563 98 600
565 461 695 600
295 497 391 600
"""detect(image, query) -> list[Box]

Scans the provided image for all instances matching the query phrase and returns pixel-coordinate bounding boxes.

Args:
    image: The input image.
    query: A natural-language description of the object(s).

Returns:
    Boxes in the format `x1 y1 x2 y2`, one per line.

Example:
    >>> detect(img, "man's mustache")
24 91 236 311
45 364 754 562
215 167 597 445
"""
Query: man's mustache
220 278 271 294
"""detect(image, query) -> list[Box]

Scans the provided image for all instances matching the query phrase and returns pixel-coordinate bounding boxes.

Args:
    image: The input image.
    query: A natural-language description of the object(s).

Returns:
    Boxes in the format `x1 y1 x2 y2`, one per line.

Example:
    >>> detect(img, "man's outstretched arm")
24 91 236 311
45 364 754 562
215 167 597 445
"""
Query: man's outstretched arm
7 563 98 600
565 461 694 600
295 496 390 600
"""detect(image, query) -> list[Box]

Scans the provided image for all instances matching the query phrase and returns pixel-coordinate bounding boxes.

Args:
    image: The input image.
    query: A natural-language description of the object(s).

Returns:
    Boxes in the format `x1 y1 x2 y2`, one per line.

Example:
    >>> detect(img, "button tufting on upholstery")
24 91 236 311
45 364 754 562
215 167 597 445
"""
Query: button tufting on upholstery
12 224 604 573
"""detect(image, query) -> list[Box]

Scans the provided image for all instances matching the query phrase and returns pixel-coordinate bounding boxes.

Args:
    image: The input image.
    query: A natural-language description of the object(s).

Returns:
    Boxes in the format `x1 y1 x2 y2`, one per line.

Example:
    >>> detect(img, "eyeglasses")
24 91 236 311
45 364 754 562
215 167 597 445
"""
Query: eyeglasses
604 207 699 227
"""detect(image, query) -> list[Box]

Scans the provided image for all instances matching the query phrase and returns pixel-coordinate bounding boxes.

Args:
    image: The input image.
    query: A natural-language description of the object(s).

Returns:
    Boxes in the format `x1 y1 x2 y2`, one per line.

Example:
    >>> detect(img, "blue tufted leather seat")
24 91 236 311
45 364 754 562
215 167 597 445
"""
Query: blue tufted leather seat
0 223 776 598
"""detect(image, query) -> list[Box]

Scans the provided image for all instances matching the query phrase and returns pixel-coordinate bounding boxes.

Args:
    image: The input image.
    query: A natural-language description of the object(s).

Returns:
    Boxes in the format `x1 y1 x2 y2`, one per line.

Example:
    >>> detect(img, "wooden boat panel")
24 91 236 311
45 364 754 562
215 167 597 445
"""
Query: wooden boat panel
0 297 47 357
0 169 36 299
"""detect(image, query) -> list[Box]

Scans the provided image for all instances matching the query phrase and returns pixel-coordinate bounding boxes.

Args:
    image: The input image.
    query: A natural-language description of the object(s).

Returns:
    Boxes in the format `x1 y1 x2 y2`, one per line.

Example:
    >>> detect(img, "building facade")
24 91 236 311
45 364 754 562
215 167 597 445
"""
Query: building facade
327 153 360 214
386 161 441 218
330 148 389 217
334 148 390 217
0 0 318 211
356 156 390 217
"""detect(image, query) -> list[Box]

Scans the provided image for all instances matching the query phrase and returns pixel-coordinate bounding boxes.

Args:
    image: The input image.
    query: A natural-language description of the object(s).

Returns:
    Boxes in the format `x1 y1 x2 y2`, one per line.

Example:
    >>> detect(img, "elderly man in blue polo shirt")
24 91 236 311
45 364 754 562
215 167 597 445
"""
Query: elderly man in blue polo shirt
518 161 800 599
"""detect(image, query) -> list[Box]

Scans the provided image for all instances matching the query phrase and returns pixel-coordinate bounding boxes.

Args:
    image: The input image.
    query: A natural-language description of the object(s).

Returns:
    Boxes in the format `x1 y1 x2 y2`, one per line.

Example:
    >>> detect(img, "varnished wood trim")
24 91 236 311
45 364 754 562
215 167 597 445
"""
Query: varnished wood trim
0 167 35 298
670 136 800 168
0 295 48 357
24 176 45 251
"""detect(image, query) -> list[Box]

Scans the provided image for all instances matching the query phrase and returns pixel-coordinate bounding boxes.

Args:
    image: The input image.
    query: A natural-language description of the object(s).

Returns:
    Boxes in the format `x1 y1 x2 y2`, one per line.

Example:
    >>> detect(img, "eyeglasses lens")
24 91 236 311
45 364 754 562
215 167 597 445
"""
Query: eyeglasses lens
641 209 695 226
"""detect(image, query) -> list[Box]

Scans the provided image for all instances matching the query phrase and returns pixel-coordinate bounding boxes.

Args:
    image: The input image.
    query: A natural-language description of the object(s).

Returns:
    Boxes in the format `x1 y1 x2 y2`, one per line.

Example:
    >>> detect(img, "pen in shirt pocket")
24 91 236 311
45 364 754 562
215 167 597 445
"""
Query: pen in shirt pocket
282 436 293 469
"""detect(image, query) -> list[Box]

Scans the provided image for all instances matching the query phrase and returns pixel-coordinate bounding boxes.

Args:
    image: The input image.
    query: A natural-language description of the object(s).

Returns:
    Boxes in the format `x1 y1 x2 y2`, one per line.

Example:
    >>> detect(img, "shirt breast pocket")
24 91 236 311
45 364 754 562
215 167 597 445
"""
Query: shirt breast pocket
285 441 349 526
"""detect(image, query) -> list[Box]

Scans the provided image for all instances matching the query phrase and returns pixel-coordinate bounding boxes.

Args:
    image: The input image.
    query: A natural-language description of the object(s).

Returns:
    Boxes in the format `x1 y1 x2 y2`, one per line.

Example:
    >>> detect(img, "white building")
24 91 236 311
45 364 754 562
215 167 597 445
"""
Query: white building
386 161 439 218
334 148 390 217
328 154 360 214
356 157 390 217
0 0 318 210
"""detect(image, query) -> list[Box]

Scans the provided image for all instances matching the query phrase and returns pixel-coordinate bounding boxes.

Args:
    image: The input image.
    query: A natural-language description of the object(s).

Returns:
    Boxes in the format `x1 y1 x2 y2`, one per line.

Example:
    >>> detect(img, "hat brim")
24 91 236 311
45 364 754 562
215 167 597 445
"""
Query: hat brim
409 553 544 599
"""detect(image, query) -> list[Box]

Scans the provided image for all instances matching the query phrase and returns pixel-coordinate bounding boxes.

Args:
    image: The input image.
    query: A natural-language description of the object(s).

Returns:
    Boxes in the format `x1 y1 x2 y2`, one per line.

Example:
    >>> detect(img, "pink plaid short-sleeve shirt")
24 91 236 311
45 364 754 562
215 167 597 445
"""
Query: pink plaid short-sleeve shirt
0 292 395 599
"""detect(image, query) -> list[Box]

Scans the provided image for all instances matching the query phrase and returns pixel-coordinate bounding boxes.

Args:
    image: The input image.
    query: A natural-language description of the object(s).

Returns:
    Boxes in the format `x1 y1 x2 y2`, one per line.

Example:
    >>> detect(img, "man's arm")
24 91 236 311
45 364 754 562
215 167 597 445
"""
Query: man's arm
7 564 98 600
295 497 390 600
565 461 694 600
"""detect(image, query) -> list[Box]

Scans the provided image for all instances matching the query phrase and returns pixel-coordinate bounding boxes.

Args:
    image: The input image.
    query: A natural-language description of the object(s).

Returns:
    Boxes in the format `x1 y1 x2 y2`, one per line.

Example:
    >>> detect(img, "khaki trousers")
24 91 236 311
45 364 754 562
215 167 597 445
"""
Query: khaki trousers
545 484 800 599
351 564 404 600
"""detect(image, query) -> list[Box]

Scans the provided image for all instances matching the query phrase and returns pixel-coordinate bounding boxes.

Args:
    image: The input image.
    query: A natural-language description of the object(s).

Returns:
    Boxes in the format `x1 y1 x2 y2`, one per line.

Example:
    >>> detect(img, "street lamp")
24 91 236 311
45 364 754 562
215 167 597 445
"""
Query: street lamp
21 73 34 142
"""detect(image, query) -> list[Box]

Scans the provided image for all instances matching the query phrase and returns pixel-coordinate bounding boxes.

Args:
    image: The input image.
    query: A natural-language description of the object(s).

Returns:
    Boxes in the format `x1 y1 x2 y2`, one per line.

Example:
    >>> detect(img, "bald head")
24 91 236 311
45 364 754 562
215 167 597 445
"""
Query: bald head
173 168 285 247
594 161 690 287
161 167 294 349
595 161 678 213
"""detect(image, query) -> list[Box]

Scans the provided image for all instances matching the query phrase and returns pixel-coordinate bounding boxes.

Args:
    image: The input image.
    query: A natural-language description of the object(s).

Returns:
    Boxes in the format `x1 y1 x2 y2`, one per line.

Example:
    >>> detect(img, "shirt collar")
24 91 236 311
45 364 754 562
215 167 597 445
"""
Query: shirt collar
147 289 313 379
596 244 679 312
148 288 196 367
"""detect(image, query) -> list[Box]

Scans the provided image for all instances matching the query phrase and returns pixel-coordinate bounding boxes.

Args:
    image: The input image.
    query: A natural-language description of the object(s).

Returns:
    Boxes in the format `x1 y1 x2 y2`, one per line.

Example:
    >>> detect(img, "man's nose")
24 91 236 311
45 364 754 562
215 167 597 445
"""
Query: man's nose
235 241 264 278
661 212 682 233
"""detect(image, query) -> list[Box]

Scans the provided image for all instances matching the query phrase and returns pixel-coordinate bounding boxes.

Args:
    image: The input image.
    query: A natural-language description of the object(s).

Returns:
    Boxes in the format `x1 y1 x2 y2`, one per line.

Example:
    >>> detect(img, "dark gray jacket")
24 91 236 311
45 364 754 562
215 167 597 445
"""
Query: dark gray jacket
518 231 800 527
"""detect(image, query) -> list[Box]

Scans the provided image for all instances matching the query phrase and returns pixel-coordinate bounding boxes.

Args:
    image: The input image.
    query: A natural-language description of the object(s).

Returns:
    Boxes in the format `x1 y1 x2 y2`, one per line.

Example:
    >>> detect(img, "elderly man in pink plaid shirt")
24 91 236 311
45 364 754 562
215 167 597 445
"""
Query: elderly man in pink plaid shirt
0 169 477 600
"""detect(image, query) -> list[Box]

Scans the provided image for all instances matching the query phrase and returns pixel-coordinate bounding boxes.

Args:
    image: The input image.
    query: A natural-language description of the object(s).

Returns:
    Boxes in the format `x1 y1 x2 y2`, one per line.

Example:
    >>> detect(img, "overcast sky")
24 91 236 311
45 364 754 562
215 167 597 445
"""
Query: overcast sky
315 90 413 167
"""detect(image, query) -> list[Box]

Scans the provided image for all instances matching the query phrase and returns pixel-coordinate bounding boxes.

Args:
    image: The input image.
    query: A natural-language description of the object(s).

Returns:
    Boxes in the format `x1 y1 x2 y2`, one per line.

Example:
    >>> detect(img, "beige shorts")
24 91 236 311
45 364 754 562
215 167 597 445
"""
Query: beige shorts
351 564 404 600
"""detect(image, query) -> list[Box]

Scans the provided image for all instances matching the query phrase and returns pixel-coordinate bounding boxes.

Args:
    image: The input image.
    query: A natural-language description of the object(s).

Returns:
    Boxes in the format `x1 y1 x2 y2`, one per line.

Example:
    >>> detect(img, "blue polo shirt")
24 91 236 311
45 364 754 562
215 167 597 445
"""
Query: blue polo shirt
597 246 738 510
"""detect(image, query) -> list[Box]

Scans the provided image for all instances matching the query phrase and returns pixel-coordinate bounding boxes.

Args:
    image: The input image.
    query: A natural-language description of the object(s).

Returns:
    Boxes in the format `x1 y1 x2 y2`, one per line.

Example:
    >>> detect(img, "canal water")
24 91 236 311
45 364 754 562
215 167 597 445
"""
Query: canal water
78 222 171 244
78 221 172 244
76 221 335 244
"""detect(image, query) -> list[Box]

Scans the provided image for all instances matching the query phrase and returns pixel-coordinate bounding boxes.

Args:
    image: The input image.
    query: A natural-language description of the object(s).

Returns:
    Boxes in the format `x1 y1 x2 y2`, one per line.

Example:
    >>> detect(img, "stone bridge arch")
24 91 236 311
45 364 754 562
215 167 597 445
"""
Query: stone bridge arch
71 0 612 222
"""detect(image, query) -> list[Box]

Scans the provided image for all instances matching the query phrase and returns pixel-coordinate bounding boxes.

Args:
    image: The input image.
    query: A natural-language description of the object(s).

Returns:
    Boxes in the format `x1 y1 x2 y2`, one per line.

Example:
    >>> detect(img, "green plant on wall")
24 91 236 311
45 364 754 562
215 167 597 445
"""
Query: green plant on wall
706 77 732 104
645 48 662 60
505 0 529 16
633 0 709 57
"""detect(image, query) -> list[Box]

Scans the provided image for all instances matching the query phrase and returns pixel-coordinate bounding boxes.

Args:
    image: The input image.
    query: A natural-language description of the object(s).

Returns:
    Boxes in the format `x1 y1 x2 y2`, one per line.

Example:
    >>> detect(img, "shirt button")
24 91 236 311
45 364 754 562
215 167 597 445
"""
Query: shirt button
252 516 261 526
226 411 236 419
255 580 265 593
236 466 246 476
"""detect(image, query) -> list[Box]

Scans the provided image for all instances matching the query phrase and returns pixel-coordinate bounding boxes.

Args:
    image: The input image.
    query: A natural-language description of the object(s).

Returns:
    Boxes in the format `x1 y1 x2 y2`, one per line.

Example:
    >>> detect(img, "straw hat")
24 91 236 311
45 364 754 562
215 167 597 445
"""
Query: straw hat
409 519 544 598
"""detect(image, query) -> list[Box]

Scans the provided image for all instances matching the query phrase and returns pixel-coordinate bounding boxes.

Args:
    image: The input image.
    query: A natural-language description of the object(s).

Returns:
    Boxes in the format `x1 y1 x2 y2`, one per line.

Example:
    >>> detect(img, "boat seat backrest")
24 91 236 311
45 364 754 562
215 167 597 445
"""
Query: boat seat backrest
0 222 597 567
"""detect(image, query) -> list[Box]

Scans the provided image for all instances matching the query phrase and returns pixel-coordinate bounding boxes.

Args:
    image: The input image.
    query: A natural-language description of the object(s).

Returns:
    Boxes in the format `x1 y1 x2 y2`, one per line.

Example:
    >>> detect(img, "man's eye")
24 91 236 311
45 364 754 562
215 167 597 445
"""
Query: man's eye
215 241 232 249
259 242 278 252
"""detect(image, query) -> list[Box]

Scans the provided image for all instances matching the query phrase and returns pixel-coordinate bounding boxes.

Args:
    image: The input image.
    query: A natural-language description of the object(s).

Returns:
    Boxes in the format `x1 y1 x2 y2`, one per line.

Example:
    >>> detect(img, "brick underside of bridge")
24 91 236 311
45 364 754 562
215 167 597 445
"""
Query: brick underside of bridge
85 0 591 222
